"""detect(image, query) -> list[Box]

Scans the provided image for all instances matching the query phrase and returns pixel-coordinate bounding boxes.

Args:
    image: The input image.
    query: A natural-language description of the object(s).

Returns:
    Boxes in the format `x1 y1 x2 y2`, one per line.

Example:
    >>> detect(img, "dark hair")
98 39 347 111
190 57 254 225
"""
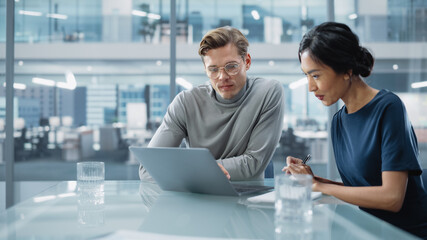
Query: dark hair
198 26 249 59
298 22 374 78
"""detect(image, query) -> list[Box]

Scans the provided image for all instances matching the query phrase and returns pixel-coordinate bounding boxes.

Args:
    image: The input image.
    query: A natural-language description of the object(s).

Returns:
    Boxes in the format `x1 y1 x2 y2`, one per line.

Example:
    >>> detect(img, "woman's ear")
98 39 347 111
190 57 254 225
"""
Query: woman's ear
345 69 353 81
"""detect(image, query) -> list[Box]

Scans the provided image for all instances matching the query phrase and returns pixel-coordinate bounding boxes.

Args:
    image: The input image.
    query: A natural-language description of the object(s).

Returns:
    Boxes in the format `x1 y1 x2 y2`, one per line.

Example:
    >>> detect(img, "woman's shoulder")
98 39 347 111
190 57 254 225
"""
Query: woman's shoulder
371 89 408 114
376 89 403 105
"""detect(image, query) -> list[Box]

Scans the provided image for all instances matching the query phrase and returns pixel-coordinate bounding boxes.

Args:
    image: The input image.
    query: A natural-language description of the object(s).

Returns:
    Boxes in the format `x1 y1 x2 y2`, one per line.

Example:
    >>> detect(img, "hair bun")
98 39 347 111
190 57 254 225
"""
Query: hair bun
355 46 374 77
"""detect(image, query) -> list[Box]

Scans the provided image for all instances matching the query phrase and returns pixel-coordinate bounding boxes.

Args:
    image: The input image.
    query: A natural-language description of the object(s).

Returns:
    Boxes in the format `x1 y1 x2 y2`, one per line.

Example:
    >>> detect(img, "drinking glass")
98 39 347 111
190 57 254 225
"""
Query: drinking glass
275 174 313 238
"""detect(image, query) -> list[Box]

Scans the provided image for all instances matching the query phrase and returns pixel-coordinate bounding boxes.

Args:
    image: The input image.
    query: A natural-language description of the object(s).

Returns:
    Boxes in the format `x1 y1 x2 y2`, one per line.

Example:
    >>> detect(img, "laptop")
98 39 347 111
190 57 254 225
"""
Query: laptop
129 146 273 196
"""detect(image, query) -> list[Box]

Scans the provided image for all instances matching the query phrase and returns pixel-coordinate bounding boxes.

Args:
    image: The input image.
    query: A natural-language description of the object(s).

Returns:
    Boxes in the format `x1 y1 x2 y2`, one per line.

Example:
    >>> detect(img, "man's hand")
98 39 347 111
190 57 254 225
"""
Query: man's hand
218 163 230 180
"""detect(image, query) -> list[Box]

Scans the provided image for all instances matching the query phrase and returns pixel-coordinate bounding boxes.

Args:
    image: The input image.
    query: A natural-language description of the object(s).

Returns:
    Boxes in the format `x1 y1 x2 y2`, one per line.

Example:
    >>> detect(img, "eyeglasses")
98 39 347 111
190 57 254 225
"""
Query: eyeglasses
206 62 241 79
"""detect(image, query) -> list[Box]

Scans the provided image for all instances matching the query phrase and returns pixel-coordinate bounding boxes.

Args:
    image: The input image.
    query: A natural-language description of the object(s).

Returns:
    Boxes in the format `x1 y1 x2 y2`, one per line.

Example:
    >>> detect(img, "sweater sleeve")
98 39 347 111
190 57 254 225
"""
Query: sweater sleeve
217 81 285 180
139 93 188 180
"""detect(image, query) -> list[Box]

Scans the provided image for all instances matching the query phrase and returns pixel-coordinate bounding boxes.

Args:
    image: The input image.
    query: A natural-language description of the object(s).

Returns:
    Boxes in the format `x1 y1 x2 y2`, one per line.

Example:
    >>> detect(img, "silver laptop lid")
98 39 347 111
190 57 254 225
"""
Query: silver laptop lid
129 147 240 196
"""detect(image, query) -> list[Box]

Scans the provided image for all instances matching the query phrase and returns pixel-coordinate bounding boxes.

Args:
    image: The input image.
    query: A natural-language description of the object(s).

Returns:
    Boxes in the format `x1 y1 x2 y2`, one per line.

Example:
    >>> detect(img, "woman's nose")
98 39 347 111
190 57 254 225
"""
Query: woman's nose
307 78 317 92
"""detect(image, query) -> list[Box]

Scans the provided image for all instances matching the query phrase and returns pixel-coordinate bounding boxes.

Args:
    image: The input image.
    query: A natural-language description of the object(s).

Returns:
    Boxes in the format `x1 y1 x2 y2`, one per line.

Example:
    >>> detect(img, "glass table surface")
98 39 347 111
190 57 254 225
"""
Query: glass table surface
0 180 420 240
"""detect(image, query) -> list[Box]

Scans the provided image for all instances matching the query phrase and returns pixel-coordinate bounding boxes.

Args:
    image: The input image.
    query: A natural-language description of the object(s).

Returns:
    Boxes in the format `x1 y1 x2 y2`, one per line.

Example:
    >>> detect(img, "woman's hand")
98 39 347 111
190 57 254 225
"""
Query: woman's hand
282 156 319 191
286 162 314 176
281 156 301 174
282 156 314 176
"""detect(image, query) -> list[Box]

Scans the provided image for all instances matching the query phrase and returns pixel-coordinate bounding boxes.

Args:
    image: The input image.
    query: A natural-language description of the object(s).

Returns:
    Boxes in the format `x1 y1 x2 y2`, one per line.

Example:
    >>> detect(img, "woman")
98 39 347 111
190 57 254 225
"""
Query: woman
284 22 427 239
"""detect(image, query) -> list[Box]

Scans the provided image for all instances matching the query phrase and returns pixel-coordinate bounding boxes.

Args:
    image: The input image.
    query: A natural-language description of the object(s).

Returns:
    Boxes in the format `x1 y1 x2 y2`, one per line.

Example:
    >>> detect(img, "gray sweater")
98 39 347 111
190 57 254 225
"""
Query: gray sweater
140 77 285 180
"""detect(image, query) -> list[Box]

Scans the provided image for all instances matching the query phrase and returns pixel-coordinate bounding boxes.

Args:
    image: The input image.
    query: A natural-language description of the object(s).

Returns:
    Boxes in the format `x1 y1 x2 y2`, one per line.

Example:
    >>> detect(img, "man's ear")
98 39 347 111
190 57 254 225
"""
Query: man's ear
245 53 251 70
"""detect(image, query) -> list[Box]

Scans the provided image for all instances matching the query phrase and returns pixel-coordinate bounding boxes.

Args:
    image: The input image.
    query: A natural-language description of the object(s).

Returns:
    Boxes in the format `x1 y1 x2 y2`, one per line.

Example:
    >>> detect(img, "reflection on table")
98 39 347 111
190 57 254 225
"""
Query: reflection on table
0 180 420 240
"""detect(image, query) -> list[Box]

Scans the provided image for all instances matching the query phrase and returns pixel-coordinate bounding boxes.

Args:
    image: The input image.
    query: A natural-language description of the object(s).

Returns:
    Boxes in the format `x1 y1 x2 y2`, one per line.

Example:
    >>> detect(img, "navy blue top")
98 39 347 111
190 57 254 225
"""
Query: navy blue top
331 89 427 238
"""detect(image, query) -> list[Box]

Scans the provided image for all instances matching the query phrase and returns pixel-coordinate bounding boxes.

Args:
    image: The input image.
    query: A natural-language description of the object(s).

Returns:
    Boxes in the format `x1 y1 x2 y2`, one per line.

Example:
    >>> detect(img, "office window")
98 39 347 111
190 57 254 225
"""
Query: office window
0 0 171 184
335 0 427 168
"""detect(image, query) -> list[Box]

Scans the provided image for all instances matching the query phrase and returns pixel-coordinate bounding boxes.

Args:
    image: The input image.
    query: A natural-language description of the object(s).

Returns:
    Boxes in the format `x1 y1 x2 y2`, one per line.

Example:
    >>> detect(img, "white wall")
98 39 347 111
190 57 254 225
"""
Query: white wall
102 0 133 42
358 0 387 16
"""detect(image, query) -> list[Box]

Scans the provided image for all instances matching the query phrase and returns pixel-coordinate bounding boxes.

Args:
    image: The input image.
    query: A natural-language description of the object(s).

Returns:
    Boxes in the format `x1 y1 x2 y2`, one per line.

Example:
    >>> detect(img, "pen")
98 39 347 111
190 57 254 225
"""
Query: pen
282 154 311 173
302 154 311 164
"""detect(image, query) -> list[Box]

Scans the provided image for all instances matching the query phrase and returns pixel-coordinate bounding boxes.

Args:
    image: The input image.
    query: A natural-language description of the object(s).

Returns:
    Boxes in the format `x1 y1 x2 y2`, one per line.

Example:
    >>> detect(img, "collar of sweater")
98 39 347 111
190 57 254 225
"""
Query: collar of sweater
214 80 249 104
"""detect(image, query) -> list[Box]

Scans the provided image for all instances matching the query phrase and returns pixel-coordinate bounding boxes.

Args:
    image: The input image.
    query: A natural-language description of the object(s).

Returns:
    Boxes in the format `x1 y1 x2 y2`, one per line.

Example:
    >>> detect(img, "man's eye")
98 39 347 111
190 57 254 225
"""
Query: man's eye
208 68 219 72
225 64 238 70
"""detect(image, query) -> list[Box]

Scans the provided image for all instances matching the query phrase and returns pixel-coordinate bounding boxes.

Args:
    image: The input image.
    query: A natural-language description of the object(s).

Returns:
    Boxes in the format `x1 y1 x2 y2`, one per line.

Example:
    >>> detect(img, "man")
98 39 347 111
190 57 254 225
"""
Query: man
140 26 285 181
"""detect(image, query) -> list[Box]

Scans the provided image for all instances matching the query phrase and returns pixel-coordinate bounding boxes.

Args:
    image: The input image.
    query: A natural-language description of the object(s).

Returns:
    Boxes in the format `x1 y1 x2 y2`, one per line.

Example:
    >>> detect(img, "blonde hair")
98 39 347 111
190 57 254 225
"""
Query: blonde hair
198 26 249 59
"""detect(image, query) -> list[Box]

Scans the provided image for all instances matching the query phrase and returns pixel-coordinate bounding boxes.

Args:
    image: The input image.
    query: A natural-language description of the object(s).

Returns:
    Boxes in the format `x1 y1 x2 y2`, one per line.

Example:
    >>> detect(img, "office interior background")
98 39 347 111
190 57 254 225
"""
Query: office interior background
0 0 426 210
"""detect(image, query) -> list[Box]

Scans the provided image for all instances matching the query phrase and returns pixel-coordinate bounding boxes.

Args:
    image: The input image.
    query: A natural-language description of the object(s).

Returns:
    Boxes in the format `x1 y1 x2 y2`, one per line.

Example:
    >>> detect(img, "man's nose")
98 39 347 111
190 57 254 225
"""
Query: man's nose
217 68 230 80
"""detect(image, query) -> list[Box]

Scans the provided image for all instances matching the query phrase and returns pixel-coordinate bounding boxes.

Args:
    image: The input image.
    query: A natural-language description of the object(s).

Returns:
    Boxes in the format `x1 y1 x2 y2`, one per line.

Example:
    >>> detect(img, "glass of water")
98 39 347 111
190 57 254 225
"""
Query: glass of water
77 161 105 183
275 174 313 238
76 161 105 226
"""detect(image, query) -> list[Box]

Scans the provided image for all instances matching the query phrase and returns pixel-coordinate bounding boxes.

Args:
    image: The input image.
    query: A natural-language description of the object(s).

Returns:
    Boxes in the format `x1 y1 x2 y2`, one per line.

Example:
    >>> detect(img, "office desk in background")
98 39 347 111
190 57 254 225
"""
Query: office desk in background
0 180 419 240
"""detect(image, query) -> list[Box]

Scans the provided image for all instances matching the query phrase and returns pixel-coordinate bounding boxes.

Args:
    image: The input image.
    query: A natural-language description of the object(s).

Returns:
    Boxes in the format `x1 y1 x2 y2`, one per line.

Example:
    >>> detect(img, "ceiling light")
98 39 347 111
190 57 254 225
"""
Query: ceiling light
13 83 26 90
348 13 358 20
132 10 161 20
301 6 307 18
46 13 68 20
57 71 77 90
147 13 161 20
251 10 260 20
132 10 147 17
32 77 56 86
411 81 427 89
3 82 27 90
289 77 308 90
176 77 193 90
19 10 42 17
392 64 399 70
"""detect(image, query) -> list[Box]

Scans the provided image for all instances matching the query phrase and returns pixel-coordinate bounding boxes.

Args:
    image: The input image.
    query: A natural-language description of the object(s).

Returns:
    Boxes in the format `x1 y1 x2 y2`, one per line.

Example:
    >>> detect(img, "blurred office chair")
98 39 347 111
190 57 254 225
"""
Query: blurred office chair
264 160 274 178
99 126 119 151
